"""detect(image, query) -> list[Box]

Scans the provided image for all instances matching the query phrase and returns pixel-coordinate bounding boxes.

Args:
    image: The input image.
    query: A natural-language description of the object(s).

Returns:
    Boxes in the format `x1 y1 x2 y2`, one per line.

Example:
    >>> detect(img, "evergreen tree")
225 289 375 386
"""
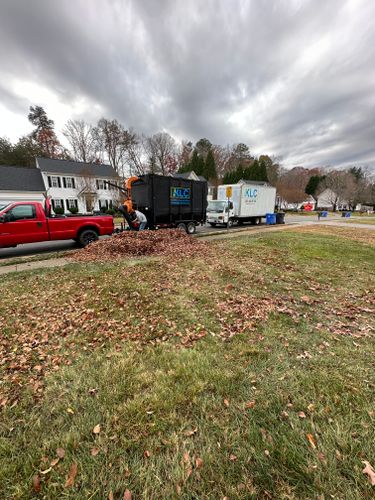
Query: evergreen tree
258 159 269 182
189 149 204 176
204 149 217 180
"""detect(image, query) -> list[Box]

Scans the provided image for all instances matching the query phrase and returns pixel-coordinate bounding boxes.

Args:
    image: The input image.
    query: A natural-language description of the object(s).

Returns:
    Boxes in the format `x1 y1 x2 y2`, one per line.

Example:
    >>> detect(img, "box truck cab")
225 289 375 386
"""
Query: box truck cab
206 181 276 227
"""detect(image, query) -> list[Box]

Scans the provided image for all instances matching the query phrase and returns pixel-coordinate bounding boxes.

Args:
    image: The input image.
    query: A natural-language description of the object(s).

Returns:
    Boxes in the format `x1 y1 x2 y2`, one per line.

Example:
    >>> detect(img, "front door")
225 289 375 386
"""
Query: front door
0 204 48 247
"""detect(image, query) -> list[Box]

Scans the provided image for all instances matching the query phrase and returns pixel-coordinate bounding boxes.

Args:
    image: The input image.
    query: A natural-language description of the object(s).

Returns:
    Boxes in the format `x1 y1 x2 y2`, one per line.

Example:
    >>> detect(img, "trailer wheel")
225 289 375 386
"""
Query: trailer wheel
77 228 99 247
176 222 187 232
186 222 196 234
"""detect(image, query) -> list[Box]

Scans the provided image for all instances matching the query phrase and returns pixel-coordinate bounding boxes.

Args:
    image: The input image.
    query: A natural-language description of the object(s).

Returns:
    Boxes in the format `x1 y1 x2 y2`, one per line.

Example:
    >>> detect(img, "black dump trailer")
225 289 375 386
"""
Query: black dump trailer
131 174 207 233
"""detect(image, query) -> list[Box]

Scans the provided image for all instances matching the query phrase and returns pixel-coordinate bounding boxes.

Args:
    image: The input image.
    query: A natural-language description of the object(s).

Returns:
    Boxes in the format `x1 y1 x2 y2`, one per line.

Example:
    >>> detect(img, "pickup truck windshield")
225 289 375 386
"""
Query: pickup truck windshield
207 201 227 212
0 204 9 212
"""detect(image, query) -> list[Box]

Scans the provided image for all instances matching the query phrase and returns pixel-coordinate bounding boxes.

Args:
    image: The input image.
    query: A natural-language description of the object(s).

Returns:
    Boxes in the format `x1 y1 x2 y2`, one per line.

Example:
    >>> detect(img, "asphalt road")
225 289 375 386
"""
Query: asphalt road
0 214 349 260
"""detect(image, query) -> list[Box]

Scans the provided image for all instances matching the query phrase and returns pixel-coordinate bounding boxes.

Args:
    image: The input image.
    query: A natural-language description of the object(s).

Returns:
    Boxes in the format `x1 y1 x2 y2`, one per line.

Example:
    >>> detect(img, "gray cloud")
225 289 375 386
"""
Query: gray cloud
0 0 374 169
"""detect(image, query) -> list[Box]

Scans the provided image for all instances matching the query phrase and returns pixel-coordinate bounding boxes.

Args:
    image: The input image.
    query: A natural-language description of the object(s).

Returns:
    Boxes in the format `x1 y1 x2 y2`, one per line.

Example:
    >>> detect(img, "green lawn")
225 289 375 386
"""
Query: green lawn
0 228 374 499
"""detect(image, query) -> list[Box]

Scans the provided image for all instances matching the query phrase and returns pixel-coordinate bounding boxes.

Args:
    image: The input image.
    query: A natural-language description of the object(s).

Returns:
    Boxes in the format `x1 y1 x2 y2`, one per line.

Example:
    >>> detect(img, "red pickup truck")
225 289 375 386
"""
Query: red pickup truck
0 201 114 248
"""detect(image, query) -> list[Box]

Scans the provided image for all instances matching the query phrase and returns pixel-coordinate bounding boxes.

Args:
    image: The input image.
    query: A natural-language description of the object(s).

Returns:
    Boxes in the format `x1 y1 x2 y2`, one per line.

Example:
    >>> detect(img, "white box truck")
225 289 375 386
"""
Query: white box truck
206 181 276 227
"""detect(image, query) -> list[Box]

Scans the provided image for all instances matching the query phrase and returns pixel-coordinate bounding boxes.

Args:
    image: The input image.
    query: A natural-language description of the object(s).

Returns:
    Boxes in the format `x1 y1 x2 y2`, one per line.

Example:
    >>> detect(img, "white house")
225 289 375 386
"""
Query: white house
0 165 45 206
0 158 121 213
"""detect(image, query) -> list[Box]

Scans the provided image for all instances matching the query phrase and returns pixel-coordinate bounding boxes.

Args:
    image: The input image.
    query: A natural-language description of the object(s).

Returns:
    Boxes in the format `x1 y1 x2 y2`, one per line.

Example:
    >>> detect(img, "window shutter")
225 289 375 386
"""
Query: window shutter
51 199 55 210
96 180 99 189
63 177 66 188
48 176 52 188
57 177 61 188
72 178 75 189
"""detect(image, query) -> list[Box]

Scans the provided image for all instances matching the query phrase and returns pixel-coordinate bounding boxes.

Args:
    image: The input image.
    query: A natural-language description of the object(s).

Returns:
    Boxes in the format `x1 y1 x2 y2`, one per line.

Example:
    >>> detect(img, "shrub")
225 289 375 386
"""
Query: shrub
68 206 79 214
54 207 64 215
105 208 115 215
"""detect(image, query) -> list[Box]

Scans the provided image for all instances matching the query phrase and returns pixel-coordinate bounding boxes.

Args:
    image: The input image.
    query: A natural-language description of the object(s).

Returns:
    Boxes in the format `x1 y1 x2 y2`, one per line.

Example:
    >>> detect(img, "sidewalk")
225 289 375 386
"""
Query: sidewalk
0 257 70 275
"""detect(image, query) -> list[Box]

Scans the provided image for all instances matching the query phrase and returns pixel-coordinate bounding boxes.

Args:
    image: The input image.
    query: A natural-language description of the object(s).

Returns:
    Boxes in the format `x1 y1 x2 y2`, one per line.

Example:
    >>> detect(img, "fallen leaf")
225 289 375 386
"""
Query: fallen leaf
184 427 198 437
108 491 114 500
183 452 190 463
64 463 78 488
40 467 52 475
245 400 256 409
264 449 270 457
91 447 100 456
195 457 203 469
362 461 375 486
298 411 306 419
93 424 101 434
229 454 237 461
144 450 151 458
50 458 59 467
56 447 65 459
123 490 132 500
223 399 230 407
32 475 41 493
280 411 289 419
67 408 74 414
306 433 317 449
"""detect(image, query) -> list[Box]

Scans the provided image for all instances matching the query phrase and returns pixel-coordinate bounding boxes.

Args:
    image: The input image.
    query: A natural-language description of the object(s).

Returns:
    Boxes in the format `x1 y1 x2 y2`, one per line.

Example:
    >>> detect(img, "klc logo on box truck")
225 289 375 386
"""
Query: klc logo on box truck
245 188 258 198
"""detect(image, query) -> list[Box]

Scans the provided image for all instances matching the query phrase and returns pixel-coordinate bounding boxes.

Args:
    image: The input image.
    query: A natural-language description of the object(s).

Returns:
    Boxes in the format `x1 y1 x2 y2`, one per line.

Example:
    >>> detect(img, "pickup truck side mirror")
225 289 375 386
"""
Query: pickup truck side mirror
0 214 7 223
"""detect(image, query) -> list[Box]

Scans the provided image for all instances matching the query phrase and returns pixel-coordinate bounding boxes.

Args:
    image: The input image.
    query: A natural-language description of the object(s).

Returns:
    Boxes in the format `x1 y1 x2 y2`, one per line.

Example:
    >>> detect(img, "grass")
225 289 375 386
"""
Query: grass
0 228 374 498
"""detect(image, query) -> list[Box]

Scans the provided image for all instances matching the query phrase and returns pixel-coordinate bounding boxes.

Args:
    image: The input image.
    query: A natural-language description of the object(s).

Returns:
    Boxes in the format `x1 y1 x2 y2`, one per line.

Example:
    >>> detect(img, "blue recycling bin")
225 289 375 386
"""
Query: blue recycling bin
321 211 328 218
345 211 351 218
266 213 276 225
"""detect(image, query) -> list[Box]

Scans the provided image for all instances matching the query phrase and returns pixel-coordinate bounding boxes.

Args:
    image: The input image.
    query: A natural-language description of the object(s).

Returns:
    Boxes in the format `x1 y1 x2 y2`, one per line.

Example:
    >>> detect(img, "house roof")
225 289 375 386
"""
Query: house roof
238 179 269 186
173 171 213 184
0 165 45 192
36 157 118 177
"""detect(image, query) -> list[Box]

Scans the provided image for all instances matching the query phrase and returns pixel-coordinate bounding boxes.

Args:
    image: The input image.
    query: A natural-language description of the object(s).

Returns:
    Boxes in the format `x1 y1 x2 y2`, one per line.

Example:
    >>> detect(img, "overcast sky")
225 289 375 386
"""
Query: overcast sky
1 0 375 169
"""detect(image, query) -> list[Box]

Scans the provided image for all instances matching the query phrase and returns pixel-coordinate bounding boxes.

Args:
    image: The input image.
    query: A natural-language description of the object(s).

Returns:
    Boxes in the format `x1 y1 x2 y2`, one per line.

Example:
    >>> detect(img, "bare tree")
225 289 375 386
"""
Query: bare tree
321 170 348 211
144 132 177 175
212 144 232 179
63 120 99 163
77 167 97 212
122 129 146 176
93 118 129 176
276 167 310 209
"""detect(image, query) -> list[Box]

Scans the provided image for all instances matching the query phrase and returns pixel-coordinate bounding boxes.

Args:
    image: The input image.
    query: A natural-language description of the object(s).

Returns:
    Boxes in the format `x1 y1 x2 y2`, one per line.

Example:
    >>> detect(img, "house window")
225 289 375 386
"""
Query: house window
67 199 78 209
63 177 75 189
52 199 64 211
7 204 36 221
96 179 105 190
48 176 61 188
99 200 109 210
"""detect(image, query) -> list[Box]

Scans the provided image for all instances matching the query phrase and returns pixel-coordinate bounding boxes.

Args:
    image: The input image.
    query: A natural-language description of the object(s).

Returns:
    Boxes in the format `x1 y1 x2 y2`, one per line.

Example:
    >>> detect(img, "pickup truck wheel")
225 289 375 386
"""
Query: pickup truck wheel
78 229 99 247
186 222 196 234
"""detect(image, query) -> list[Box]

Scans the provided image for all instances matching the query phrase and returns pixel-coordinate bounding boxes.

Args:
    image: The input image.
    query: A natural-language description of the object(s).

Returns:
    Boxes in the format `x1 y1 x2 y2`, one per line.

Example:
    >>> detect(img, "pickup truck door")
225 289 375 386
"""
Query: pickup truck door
0 204 49 246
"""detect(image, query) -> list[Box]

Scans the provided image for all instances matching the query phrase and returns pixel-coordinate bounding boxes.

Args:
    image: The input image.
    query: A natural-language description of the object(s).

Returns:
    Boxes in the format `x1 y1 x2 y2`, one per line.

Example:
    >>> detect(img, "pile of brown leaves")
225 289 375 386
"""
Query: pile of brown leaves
71 230 209 262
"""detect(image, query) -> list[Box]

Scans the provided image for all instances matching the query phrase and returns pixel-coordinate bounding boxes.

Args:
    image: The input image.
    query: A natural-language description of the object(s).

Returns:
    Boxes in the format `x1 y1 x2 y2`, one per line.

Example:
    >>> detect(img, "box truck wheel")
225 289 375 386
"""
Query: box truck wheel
228 218 234 227
209 223 217 227
186 222 196 234
177 222 187 232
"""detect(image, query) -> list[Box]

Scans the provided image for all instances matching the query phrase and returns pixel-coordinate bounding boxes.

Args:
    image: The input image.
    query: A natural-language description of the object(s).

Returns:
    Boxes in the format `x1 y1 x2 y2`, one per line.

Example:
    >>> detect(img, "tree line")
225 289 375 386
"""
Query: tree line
1 106 374 208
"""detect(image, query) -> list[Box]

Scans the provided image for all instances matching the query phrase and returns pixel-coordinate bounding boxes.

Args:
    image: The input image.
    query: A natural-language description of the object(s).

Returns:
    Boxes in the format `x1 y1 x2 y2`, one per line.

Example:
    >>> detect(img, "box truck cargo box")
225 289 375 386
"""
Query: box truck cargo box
131 174 207 233
207 181 276 227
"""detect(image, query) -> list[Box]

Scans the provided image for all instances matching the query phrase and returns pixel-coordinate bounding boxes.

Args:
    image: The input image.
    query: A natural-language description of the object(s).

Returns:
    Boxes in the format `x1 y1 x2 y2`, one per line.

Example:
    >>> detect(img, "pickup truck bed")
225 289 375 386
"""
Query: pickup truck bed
0 201 114 248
